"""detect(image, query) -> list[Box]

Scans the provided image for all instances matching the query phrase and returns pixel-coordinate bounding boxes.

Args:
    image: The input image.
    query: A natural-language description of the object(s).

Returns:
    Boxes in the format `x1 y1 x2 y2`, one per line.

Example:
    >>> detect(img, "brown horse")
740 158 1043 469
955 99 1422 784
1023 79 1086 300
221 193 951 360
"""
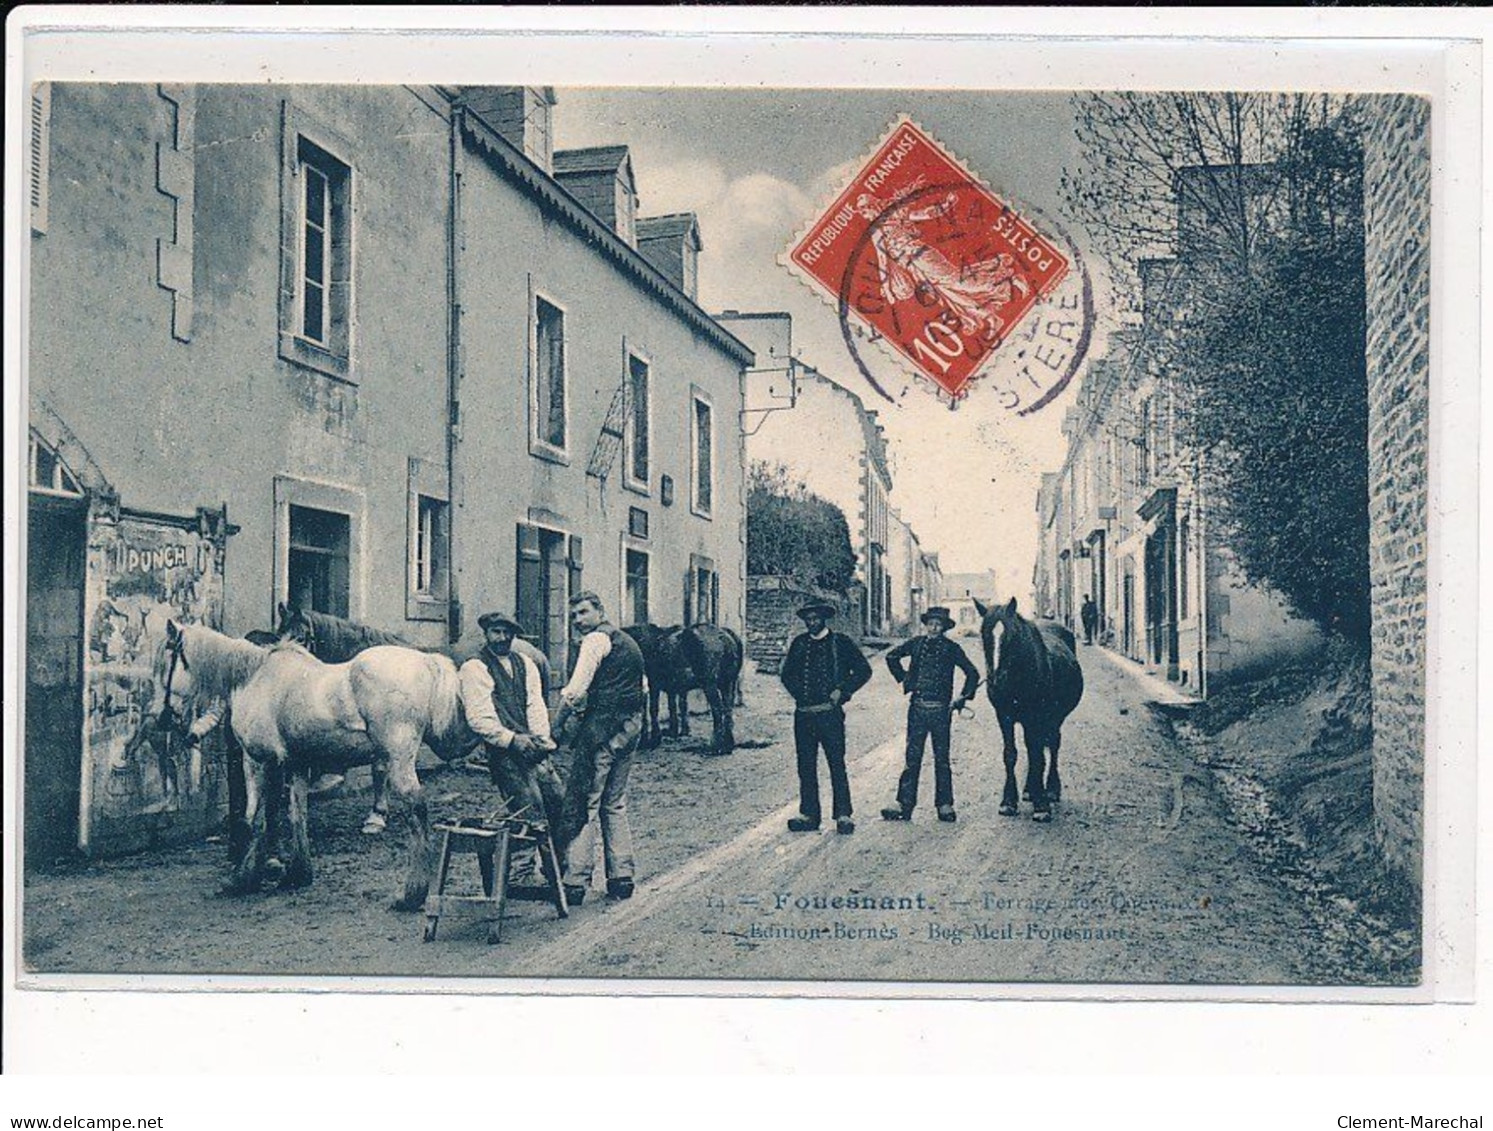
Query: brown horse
975 597 1083 822
622 623 742 755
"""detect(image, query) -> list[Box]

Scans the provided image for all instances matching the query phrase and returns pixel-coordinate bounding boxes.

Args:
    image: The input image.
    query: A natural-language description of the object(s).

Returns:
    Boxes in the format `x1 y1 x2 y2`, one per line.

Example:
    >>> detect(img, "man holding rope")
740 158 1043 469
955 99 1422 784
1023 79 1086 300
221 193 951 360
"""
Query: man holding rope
881 606 980 824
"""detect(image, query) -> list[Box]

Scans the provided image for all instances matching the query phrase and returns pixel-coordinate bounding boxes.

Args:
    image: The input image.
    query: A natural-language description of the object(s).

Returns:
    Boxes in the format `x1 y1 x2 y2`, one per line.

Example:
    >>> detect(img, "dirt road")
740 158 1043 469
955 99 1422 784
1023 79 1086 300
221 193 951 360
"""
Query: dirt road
23 638 1380 985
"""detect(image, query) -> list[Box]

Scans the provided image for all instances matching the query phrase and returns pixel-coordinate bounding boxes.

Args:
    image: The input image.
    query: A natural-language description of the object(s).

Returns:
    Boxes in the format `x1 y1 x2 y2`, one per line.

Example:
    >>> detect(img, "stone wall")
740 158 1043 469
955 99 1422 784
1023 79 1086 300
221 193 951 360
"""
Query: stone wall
1363 94 1431 895
746 576 860 674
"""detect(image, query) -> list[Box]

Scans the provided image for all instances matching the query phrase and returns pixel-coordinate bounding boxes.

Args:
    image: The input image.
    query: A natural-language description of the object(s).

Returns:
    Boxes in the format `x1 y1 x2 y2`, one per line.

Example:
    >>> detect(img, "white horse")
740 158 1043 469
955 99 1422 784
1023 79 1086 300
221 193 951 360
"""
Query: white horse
148 621 468 910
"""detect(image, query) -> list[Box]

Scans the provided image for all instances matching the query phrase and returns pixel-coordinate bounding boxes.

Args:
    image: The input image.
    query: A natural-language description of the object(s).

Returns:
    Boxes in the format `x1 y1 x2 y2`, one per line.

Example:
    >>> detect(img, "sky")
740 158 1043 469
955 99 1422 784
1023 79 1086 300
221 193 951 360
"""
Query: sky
555 88 1115 601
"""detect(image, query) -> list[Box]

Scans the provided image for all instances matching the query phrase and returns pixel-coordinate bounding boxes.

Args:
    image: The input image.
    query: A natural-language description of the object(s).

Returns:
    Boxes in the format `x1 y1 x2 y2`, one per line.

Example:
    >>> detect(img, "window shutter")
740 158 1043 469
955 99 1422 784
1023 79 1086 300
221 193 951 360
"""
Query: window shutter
710 570 720 626
515 523 543 646
683 568 694 626
30 83 50 234
568 534 584 601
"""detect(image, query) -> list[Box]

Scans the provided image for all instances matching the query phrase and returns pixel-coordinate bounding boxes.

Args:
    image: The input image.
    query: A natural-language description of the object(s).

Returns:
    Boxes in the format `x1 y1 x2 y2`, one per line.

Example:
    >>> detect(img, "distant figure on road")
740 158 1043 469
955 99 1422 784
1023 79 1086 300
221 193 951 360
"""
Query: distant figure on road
881 606 981 824
779 601 872 836
1081 594 1099 646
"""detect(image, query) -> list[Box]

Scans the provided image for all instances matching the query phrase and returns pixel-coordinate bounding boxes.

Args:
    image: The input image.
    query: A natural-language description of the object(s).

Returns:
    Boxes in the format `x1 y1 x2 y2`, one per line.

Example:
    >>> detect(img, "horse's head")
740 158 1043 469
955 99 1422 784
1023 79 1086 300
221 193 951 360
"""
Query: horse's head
276 602 317 653
973 596 1020 679
139 620 198 746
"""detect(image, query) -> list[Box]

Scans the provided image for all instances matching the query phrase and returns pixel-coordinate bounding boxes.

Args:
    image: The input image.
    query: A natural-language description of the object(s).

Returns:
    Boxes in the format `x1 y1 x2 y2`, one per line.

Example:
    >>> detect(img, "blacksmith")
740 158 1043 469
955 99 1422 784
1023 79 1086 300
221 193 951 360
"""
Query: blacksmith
881 606 980 824
779 601 872 835
557 590 647 906
458 611 564 851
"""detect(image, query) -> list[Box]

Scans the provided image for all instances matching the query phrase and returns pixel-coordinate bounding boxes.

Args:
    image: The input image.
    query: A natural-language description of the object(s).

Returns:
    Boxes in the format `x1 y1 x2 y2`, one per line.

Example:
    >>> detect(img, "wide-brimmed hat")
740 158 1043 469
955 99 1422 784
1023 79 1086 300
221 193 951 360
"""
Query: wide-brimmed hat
477 610 523 633
920 606 955 629
796 601 837 622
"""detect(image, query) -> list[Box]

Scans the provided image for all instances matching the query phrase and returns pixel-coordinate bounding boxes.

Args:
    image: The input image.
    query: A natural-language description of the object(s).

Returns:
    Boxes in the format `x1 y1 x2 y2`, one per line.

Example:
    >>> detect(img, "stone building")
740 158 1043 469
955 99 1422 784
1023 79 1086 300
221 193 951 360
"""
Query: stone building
719 310 899 638
1034 175 1321 695
24 83 751 861
940 570 1000 636
886 508 940 634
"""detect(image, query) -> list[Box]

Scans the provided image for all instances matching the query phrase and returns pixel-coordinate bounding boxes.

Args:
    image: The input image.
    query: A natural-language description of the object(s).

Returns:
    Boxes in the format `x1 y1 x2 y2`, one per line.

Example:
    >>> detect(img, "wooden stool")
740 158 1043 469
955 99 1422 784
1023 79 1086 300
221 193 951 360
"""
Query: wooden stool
422 815 568 944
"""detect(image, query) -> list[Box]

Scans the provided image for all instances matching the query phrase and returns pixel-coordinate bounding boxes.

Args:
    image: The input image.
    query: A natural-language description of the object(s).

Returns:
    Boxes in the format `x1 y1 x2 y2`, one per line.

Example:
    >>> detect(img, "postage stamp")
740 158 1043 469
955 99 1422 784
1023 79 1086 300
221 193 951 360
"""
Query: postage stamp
785 118 1071 400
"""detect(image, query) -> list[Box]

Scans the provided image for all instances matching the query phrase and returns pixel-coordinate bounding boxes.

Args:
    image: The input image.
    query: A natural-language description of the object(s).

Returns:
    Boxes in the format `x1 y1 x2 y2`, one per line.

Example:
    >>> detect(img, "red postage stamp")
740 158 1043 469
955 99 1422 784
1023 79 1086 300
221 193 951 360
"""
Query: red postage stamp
785 118 1070 399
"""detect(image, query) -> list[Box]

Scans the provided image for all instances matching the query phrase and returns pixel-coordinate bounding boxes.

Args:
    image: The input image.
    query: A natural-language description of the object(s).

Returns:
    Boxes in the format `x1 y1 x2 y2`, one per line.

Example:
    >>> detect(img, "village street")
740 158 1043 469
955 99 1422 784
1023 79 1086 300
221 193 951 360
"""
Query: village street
23 637 1370 987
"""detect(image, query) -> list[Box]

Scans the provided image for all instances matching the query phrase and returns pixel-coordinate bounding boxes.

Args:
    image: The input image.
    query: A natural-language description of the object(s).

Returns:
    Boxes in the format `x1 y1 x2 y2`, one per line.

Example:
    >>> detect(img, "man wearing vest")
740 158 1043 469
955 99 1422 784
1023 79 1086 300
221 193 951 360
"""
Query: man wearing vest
557 590 647 906
458 612 564 855
880 606 981 824
779 601 873 835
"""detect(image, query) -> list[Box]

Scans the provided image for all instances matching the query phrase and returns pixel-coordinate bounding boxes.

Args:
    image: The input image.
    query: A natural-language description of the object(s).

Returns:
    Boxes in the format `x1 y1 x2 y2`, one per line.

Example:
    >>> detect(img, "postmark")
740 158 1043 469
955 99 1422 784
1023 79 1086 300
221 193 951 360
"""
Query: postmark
784 118 1077 404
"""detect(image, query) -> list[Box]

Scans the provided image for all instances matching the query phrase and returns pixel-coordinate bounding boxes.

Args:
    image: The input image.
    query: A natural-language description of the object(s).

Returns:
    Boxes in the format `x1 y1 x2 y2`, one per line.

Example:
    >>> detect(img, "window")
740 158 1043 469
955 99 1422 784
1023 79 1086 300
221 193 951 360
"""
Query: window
30 83 50 234
624 548 650 626
298 139 351 349
406 458 449 620
691 392 714 518
278 108 354 381
625 353 651 490
28 433 82 498
685 553 718 626
531 295 568 457
275 476 363 622
288 505 351 618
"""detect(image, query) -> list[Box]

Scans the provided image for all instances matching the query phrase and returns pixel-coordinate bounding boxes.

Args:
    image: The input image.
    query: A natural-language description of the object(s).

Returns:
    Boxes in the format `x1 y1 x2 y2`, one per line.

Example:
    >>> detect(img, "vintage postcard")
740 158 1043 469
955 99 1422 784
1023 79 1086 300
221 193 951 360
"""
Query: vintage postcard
9 17 1476 1026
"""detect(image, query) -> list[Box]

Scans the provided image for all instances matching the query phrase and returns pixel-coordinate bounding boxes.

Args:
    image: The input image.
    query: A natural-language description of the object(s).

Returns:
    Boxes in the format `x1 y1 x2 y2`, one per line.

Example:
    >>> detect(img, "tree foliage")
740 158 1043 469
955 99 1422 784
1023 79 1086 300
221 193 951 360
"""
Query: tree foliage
1063 93 1371 645
747 461 856 594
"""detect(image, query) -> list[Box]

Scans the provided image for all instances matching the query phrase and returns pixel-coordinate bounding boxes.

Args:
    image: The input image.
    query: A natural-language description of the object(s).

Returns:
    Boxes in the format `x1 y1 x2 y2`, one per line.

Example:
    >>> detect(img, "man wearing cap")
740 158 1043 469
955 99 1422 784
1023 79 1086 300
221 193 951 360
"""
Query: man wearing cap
881 606 981 824
458 611 563 843
556 590 648 905
778 601 873 835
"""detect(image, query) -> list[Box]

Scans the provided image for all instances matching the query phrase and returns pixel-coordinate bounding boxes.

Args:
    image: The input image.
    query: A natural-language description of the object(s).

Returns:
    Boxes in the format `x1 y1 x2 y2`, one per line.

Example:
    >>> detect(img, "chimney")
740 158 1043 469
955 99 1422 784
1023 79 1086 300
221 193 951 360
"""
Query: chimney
636 213 703 299
460 86 556 174
553 146 638 246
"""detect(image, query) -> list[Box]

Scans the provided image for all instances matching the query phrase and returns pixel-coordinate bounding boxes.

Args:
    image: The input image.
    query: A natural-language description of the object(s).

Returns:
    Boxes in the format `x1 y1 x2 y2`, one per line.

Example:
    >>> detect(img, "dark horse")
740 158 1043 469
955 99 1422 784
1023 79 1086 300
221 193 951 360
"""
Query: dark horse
974 597 1083 822
622 623 743 756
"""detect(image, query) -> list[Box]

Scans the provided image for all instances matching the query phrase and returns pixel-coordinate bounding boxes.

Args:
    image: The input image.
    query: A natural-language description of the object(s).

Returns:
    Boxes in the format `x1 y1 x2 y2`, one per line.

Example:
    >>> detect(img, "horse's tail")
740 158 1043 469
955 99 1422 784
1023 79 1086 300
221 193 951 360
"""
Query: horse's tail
427 654 464 749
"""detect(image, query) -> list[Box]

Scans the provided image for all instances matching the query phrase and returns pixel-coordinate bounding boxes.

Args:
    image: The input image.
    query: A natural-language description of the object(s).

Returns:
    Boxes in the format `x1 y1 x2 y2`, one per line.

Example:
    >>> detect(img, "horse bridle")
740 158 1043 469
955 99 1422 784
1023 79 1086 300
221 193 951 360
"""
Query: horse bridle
158 629 191 743
286 613 316 654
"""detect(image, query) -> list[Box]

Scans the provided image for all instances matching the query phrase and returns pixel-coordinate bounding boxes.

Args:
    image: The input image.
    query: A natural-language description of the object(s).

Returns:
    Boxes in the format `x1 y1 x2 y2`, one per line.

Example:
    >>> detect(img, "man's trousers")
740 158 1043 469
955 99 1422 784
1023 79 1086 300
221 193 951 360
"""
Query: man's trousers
894 700 954 813
560 708 642 888
793 707 851 825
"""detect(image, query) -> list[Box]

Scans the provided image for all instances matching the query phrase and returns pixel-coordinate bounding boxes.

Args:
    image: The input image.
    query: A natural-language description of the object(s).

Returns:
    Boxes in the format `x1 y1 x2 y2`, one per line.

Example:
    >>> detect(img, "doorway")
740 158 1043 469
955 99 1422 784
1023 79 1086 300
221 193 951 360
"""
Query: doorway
516 523 582 681
25 495 87 867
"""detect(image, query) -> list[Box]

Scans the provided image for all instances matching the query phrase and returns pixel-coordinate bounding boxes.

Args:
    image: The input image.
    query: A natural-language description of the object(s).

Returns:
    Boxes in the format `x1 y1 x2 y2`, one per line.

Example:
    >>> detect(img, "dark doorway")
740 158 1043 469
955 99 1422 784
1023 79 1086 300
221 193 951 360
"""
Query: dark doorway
25 496 87 868
516 523 582 681
1089 531 1107 643
1144 525 1180 677
1121 568 1135 658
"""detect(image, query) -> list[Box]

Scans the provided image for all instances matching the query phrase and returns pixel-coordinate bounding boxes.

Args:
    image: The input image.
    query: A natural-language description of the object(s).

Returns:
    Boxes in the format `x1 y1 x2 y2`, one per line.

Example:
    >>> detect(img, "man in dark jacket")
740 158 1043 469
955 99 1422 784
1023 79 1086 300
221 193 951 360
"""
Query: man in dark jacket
1081 594 1099 646
779 601 872 835
881 606 981 823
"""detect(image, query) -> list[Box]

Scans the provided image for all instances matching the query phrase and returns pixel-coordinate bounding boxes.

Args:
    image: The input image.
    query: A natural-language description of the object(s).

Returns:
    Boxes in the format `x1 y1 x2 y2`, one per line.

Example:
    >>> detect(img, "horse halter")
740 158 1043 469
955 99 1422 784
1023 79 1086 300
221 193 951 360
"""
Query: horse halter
158 629 191 737
287 614 316 654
